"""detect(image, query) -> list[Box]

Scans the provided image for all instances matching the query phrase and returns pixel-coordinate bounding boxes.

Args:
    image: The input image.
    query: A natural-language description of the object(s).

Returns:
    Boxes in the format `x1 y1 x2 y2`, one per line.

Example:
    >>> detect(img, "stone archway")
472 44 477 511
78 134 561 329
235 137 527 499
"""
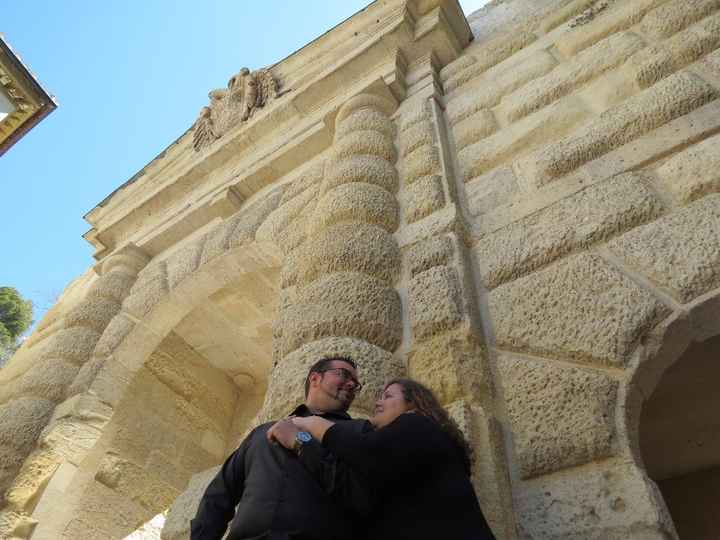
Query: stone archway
21 235 283 540
640 333 720 539
619 290 720 540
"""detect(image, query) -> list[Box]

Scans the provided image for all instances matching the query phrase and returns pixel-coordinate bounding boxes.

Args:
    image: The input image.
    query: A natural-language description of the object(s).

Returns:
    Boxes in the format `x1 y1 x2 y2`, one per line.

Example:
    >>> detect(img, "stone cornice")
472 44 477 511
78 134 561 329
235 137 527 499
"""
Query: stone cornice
84 0 471 261
0 34 57 156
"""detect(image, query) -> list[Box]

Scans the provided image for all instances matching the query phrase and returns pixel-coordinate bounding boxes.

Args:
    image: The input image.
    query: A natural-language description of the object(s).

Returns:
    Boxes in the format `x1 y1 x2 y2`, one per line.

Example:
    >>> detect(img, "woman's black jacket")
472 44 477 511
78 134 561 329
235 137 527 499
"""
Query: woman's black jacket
323 412 496 540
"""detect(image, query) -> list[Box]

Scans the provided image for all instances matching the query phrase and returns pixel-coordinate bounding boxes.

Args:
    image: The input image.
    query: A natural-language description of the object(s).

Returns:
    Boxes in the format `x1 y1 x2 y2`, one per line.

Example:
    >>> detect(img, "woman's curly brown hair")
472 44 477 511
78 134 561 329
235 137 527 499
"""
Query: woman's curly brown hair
384 378 474 474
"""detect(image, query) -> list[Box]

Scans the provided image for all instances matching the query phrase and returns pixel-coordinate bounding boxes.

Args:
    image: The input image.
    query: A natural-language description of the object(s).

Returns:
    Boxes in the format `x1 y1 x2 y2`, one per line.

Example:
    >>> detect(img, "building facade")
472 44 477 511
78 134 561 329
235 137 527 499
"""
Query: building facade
1 0 720 538
0 34 56 156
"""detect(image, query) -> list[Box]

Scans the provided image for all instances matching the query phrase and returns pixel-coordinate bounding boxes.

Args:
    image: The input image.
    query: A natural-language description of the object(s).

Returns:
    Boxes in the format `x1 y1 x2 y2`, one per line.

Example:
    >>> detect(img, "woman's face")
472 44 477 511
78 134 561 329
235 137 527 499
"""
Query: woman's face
371 383 413 428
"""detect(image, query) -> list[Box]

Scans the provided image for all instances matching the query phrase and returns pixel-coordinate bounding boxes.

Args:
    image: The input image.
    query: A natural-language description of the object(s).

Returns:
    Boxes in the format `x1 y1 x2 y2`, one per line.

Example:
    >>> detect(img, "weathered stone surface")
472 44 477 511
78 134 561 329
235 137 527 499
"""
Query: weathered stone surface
133 260 166 291
93 314 135 358
489 253 670 366
96 453 179 512
443 31 537 93
408 328 488 406
517 71 717 187
0 397 54 454
640 0 720 40
324 155 398 193
399 144 441 185
397 99 432 133
439 54 475 85
475 173 663 289
311 182 399 233
608 194 720 303
498 354 617 478
281 272 402 355
501 31 646 122
166 237 205 290
335 108 394 140
281 162 324 205
453 109 498 150
123 264 169 319
406 234 454 278
516 462 676 539
398 120 434 158
332 130 395 163
255 184 319 250
67 356 107 397
274 210 313 254
63 296 120 333
556 0 663 57
446 86 504 127
445 50 558 128
461 96 591 180
37 326 102 365
0 358 78 405
335 94 395 124
0 446 26 504
655 132 720 203
62 480 149 539
403 174 445 223
145 349 236 431
201 186 284 264
262 337 404 419
162 467 219 540
4 448 71 515
628 12 720 88
446 401 511 538
10 2 720 537
466 165 520 216
0 508 37 538
145 450 188 492
539 0 594 32
295 222 400 286
409 266 464 341
87 271 136 302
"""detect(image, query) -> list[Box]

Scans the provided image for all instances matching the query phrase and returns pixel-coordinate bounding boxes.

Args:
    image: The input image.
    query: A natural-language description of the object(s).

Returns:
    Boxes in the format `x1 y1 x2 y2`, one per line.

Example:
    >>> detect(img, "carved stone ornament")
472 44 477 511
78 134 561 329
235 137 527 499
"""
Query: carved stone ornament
193 67 278 151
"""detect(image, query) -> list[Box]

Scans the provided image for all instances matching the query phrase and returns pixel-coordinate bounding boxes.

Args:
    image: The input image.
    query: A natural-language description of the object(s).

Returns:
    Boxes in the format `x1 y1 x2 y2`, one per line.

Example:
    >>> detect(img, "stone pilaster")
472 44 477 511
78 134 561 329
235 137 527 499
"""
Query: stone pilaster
260 93 405 421
0 246 148 539
393 56 518 537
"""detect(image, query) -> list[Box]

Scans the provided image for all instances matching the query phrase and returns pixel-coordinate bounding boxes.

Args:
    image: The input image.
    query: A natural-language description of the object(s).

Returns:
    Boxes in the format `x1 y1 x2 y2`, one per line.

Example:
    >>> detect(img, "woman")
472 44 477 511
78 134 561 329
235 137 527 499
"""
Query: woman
292 378 496 540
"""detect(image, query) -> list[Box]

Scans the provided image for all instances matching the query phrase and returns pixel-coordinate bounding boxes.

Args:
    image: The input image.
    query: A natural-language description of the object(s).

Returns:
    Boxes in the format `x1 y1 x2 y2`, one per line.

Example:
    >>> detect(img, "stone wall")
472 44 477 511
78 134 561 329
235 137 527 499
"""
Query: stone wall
440 0 720 536
2 0 720 538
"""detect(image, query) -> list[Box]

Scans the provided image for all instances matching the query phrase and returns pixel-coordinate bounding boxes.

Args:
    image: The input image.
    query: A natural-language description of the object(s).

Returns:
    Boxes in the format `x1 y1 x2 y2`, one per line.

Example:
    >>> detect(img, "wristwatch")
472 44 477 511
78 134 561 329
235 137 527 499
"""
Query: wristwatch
293 431 312 455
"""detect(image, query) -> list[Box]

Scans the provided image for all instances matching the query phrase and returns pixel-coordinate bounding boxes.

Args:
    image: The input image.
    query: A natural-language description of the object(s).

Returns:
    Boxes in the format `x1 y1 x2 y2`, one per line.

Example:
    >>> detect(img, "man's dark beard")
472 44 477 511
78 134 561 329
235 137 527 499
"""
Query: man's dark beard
320 383 354 410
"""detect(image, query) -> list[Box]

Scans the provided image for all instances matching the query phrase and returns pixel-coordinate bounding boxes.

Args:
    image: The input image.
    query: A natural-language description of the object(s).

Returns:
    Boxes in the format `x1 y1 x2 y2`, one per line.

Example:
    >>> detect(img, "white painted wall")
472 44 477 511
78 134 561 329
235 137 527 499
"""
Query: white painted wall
0 87 14 122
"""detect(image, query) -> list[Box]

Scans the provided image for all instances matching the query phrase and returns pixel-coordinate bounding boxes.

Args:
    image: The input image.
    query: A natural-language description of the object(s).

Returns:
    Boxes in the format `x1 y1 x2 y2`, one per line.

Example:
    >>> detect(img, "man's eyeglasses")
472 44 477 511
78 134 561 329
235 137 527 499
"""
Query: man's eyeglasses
318 367 363 391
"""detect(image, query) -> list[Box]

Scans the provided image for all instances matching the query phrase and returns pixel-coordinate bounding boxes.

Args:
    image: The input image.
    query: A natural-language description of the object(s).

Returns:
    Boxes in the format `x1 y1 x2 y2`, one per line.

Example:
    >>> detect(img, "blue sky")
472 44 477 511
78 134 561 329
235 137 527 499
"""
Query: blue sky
1 0 488 327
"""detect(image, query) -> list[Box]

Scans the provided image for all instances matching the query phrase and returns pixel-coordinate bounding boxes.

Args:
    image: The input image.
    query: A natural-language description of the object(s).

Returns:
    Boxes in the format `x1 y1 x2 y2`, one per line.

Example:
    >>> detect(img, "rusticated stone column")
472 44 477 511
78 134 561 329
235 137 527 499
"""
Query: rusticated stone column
260 93 406 420
0 246 148 539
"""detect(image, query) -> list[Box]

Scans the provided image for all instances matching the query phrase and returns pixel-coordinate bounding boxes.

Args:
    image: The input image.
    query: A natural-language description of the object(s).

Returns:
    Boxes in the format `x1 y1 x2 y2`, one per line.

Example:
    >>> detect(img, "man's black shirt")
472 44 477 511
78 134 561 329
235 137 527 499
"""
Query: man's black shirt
190 405 370 540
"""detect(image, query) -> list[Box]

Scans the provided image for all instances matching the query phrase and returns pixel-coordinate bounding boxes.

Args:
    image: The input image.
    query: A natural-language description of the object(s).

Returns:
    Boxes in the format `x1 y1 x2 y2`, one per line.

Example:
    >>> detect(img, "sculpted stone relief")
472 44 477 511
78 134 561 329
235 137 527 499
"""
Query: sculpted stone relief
192 67 278 151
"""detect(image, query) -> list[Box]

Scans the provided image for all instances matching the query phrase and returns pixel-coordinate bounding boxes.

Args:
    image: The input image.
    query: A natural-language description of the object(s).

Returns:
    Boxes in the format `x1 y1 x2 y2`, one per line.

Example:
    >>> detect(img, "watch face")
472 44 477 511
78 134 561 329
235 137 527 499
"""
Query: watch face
297 431 312 443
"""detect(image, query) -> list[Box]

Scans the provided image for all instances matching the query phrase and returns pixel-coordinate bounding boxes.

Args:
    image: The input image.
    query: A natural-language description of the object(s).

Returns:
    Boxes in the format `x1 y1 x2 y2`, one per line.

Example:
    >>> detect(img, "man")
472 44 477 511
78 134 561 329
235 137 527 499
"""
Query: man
191 357 369 540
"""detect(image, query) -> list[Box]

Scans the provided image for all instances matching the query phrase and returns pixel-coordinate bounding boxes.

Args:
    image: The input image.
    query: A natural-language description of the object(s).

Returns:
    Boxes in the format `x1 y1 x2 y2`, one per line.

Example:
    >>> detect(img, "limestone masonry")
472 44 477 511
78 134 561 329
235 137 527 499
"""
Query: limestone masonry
2 0 720 538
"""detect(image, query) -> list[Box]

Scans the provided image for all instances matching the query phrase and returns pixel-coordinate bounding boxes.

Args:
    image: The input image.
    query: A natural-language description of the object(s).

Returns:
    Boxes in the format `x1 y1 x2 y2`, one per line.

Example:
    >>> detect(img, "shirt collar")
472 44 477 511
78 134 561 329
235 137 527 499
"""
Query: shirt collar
291 403 352 420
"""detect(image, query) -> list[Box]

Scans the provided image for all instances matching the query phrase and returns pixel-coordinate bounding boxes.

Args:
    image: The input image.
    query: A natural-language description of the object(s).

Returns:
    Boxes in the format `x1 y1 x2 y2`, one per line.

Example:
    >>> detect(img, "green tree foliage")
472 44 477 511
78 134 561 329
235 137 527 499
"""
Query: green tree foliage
0 288 33 366
0 322 11 349
0 287 33 339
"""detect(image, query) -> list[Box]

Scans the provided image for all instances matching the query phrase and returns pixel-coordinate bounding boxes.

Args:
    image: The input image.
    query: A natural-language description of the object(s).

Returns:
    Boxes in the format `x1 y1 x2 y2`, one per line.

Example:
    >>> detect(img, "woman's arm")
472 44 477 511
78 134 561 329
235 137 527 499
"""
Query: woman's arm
290 416 376 517
291 415 334 441
322 413 447 478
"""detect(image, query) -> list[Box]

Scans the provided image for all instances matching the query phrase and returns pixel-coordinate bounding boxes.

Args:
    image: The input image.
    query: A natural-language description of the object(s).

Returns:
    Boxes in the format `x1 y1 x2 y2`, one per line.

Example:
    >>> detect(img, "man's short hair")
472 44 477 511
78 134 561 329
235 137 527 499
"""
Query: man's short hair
304 356 357 397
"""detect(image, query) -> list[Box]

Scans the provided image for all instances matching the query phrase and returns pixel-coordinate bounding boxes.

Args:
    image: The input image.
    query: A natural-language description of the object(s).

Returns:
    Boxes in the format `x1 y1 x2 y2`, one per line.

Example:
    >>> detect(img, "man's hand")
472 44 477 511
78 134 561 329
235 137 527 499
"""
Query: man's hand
267 418 300 450
292 416 334 442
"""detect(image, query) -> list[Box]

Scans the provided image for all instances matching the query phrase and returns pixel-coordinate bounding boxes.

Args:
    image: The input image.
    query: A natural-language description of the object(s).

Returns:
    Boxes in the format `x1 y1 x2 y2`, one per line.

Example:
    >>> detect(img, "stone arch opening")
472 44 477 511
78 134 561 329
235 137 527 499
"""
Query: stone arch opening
620 294 720 540
639 333 720 540
26 241 281 540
